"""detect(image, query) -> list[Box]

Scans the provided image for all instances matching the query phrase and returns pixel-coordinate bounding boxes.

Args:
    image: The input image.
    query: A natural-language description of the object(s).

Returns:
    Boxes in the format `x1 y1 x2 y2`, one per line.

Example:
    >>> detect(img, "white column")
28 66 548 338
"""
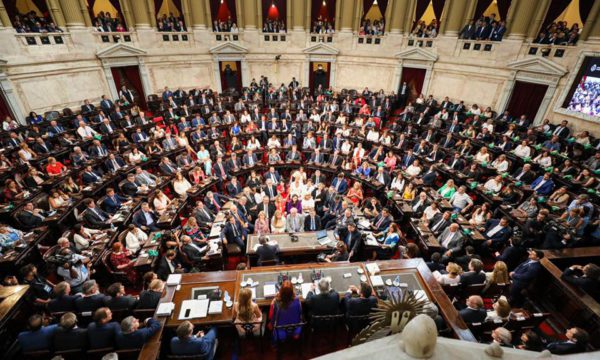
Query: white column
137 59 152 98
103 65 119 100
0 73 26 124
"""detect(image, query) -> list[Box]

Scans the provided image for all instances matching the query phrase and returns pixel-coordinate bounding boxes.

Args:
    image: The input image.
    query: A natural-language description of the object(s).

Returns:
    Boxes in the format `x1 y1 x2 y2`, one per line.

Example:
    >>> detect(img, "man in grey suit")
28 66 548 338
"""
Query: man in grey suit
285 208 304 233
135 167 158 187
439 223 464 263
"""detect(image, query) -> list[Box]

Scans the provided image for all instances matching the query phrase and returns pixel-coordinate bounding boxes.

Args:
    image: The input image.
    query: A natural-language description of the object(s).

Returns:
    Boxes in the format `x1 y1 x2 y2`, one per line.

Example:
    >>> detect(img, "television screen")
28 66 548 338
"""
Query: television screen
563 56 600 117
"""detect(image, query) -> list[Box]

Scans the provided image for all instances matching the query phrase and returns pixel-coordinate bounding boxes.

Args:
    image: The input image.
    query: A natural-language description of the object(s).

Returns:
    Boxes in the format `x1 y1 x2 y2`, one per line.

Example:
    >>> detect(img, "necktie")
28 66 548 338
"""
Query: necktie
93 208 105 221
268 187 274 198
232 225 238 237
219 164 225 177
113 160 119 170
111 196 116 205
376 216 384 228
311 217 315 230
432 219 444 232
213 199 221 211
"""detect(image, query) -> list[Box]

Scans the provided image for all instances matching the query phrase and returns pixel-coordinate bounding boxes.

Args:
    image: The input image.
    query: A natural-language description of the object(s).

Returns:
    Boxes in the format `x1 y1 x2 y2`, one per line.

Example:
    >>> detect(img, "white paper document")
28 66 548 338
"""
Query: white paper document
156 302 175 316
167 274 182 286
178 299 209 320
365 262 380 275
208 300 223 315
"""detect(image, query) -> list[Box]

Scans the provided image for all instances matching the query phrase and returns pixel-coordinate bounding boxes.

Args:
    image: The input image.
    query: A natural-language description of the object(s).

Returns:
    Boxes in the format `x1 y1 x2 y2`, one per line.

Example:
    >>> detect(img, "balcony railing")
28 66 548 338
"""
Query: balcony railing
214 31 240 42
93 31 134 44
406 36 437 48
310 33 335 43
526 43 569 58
159 32 191 42
356 35 383 45
15 32 70 46
261 32 287 42
459 39 497 52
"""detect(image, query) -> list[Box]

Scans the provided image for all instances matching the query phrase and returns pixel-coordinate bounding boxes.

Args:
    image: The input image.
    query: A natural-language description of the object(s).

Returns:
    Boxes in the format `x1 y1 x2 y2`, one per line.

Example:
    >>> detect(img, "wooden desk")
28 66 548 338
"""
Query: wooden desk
165 271 237 328
410 219 441 252
246 231 336 258
0 285 30 358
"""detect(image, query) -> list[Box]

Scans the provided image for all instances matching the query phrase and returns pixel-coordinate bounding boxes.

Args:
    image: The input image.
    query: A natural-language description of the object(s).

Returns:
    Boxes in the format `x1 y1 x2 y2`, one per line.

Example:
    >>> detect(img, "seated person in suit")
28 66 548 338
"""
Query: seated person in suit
132 202 159 232
171 321 218 359
560 263 600 302
343 283 378 331
115 315 161 350
181 234 208 265
102 187 129 214
426 252 446 273
17 314 58 353
460 259 487 286
48 281 79 313
458 295 487 323
75 280 109 313
306 278 340 325
53 312 87 353
223 215 246 251
255 235 280 266
156 249 184 280
530 172 555 196
105 282 138 311
138 279 164 309
82 198 113 229
547 327 589 355
17 202 45 228
491 327 513 348
87 307 120 350
481 217 512 254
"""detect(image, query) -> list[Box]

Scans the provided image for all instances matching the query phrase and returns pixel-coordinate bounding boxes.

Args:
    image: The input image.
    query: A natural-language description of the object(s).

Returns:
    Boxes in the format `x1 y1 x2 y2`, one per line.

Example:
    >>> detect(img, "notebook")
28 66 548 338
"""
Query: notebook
208 301 223 315
166 274 182 286
316 230 328 239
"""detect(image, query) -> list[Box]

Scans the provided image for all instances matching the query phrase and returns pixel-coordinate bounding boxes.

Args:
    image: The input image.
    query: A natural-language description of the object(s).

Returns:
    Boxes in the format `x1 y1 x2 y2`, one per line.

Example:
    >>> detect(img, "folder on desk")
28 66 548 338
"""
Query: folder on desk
316 230 328 239
208 300 223 315
178 299 209 320
167 274 182 286
263 283 277 298
156 302 175 316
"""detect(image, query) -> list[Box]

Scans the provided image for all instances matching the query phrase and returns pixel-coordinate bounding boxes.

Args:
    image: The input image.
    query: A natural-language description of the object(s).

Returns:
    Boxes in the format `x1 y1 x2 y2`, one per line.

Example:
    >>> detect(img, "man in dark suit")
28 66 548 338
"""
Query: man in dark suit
100 95 114 113
192 201 215 228
262 178 278 199
447 153 465 171
371 208 393 232
53 312 87 353
181 235 208 265
132 202 159 232
509 250 544 306
32 137 53 154
255 235 279 265
17 202 45 228
48 281 79 313
512 163 536 183
157 250 183 280
116 316 161 349
122 173 141 197
105 153 126 173
306 278 340 325
17 314 58 353
552 120 570 139
256 196 276 220
438 223 464 262
458 295 487 323
481 217 512 253
339 222 362 261
304 209 322 231
75 280 108 313
342 283 377 331
102 187 129 214
223 216 245 252
311 169 326 186
227 177 243 196
331 173 348 194
428 211 452 236
81 99 96 114
204 191 223 213
138 279 165 309
87 307 120 350
170 321 218 358
561 264 600 302
99 118 117 135
83 198 113 229
460 259 487 286
328 150 343 167
81 165 104 184
459 20 477 39
159 157 178 175
105 282 138 311
546 327 589 355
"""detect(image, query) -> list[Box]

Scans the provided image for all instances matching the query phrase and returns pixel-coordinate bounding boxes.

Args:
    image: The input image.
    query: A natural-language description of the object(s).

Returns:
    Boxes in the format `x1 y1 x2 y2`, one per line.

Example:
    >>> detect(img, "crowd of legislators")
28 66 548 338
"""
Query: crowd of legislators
157 13 187 32
534 21 580 46
312 19 335 34
459 14 506 41
212 19 238 33
359 18 385 36
0 76 599 357
92 11 127 32
262 18 286 33
12 11 62 33
412 19 439 38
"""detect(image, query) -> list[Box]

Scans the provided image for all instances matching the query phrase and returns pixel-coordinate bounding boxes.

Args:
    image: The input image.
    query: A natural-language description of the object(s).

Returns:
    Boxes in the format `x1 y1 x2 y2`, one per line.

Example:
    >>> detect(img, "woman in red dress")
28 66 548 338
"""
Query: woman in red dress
109 242 138 284
46 157 66 177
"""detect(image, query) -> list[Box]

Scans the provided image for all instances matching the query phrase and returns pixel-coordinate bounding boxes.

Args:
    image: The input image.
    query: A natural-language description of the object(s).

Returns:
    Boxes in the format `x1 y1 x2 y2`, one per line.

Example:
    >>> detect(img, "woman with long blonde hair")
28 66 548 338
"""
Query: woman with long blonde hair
232 287 262 336
487 261 509 284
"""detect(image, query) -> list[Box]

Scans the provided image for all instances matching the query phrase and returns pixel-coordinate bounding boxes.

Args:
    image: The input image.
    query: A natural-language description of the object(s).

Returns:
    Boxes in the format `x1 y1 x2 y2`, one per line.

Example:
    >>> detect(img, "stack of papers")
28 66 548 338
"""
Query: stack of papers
156 302 175 316
263 283 277 298
301 283 317 298
208 301 223 315
365 262 380 275
370 275 384 287
178 299 209 320
167 274 182 286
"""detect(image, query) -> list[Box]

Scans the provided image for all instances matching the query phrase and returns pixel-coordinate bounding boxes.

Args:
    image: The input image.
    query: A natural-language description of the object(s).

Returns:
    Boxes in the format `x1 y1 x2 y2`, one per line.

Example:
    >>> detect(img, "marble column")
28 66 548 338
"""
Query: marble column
580 0 600 41
443 0 469 36
190 0 208 30
47 0 67 28
120 0 135 31
403 0 416 34
244 0 258 30
235 0 244 28
437 0 452 34
292 0 306 31
59 0 86 29
527 0 550 39
0 1 10 28
353 0 363 32
128 0 150 29
463 0 477 24
389 0 408 34
146 0 156 28
506 0 540 40
78 0 92 27
587 10 600 42
339 0 355 32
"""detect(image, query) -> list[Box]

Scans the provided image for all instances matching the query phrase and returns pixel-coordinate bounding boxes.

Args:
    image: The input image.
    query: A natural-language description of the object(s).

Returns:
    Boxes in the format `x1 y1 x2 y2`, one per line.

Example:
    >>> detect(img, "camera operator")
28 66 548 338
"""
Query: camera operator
55 247 91 294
